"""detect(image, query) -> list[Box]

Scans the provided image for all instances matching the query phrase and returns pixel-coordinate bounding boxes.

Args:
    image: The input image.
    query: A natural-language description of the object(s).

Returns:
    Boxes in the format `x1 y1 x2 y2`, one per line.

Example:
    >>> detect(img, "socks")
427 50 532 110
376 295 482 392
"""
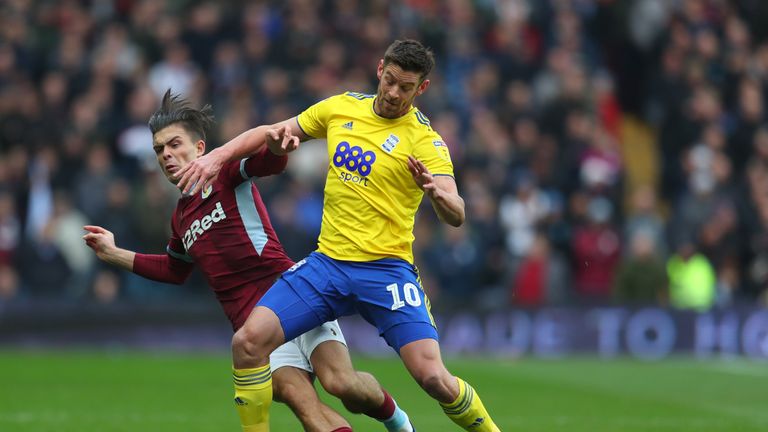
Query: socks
331 428 353 432
440 377 500 432
364 389 413 432
233 364 273 432
364 389 396 420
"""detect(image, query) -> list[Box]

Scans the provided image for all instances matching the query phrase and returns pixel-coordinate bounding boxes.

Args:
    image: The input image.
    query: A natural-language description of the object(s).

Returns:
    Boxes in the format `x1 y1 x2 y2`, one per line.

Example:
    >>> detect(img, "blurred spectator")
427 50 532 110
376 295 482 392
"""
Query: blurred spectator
624 185 666 257
50 191 92 297
0 190 20 266
667 241 716 311
24 147 55 241
74 144 115 222
614 230 668 305
148 42 199 99
511 232 569 307
0 264 20 303
421 226 485 307
18 221 71 298
571 196 621 301
499 172 552 260
90 269 121 304
115 85 158 175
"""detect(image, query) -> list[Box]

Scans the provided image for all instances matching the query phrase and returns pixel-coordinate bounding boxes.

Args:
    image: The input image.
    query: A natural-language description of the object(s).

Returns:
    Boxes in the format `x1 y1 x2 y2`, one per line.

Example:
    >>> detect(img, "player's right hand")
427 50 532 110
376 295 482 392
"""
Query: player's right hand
175 147 226 196
82 225 116 261
266 125 300 156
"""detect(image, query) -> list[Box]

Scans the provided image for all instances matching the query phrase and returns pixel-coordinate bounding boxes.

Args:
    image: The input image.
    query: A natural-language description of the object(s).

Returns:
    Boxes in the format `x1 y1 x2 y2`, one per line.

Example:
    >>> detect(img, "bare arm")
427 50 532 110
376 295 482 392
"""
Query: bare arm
83 225 135 270
407 156 465 227
83 225 193 284
176 117 306 195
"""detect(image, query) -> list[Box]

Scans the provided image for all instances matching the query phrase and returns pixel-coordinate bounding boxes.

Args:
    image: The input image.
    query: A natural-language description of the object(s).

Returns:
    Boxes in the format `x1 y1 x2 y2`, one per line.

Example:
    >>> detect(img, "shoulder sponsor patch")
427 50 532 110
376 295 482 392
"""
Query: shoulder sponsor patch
433 140 451 161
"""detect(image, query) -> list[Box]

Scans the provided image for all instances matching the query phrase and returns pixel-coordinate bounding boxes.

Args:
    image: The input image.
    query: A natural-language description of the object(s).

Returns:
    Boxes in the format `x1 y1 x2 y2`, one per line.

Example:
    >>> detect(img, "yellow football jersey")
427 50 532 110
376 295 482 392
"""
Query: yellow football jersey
297 91 454 263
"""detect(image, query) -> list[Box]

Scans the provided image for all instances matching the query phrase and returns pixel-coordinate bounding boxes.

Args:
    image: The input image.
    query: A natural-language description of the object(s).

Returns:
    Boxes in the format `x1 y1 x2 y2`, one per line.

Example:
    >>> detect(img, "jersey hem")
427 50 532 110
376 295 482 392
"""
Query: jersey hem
315 249 414 265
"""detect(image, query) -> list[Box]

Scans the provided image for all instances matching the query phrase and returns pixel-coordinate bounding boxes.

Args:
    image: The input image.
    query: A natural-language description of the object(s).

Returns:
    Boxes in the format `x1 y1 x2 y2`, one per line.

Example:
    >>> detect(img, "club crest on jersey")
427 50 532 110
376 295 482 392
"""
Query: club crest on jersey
201 184 213 199
183 202 226 250
381 134 400 153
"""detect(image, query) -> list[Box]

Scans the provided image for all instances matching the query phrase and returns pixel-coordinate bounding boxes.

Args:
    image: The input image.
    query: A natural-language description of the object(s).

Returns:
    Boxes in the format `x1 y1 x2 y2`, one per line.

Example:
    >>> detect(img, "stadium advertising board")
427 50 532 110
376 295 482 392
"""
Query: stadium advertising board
3 304 766 359
339 307 768 360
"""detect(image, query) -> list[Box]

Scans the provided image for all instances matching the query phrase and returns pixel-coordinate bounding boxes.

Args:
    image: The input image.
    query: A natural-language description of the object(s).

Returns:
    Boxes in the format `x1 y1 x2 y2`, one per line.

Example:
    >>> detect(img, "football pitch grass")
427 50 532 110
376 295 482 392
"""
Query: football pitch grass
0 351 766 431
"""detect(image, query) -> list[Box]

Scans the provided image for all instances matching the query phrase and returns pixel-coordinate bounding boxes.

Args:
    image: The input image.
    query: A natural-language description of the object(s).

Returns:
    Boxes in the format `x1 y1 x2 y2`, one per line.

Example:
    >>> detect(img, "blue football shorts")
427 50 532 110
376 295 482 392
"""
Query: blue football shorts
257 251 438 353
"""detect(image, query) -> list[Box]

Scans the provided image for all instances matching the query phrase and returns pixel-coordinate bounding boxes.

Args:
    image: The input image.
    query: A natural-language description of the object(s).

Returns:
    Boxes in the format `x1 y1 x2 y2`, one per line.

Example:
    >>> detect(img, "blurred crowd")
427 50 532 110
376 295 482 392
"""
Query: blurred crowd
2 0 768 312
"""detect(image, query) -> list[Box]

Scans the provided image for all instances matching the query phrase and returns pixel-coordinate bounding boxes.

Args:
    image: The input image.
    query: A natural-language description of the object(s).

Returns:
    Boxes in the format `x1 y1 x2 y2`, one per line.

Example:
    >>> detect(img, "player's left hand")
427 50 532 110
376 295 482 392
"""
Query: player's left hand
266 125 300 156
175 147 226 196
407 155 440 199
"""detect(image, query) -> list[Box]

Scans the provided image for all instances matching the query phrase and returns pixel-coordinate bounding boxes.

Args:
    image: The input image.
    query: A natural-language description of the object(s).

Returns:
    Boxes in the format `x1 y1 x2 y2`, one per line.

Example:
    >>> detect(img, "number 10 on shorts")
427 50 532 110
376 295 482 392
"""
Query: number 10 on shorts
386 283 422 310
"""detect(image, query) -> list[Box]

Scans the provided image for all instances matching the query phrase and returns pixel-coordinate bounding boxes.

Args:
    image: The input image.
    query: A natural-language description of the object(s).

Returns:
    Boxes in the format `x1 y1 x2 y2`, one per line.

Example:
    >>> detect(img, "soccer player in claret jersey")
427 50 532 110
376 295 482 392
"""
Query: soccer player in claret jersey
83 90 416 432
177 40 501 431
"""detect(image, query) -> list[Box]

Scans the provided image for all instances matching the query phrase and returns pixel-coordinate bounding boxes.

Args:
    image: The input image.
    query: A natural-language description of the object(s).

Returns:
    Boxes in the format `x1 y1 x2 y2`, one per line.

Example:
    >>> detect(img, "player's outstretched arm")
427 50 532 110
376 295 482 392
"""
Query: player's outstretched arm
176 117 307 195
407 156 465 227
83 226 194 284
83 225 135 271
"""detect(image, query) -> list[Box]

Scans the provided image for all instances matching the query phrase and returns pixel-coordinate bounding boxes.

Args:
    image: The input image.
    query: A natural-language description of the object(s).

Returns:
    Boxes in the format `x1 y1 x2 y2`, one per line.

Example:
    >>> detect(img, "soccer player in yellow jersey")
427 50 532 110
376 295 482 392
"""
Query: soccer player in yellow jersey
177 39 501 432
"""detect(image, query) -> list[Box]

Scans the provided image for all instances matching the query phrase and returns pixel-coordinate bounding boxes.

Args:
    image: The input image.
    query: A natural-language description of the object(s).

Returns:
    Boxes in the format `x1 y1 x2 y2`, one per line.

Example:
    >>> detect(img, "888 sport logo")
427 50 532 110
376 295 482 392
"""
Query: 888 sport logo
333 141 376 186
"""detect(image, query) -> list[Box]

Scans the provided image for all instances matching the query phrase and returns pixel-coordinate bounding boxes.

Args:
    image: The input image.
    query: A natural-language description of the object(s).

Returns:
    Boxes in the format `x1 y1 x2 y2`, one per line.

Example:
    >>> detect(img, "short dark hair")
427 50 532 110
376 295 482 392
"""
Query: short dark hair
148 89 214 141
383 39 435 80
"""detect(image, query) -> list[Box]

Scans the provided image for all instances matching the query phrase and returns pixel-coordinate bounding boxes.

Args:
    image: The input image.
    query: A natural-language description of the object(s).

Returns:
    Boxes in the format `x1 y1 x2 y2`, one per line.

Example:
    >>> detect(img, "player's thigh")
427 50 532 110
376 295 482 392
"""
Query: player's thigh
271 338 313 376
302 321 353 381
271 366 316 406
298 320 348 359
352 261 439 352
257 270 326 342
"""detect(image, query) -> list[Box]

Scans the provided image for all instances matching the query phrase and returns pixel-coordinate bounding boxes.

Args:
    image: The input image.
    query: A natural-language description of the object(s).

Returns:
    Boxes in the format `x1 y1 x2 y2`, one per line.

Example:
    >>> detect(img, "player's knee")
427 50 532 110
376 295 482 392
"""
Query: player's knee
414 368 451 399
274 381 319 421
272 375 300 405
231 326 269 362
318 370 357 399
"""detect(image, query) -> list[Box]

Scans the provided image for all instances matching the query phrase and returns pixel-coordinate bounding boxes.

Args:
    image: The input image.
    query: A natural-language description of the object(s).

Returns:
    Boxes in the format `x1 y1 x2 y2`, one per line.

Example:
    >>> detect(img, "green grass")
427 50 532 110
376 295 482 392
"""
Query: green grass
0 351 766 431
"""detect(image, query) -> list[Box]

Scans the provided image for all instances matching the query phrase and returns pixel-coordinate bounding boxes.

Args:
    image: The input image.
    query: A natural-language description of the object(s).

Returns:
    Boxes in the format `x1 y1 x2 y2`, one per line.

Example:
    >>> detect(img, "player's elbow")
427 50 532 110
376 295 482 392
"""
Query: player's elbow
439 213 464 227
452 214 465 227
167 266 193 285
445 205 465 227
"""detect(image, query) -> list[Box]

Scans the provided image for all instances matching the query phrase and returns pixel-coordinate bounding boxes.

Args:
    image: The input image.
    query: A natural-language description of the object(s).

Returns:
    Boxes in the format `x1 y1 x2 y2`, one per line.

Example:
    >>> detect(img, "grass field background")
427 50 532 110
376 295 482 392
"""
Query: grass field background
0 350 766 431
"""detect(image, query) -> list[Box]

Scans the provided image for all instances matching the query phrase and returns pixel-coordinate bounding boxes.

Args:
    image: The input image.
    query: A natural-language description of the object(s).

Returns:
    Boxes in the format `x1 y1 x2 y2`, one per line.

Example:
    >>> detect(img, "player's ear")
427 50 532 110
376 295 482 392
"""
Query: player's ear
377 59 384 80
416 79 430 96
196 140 206 156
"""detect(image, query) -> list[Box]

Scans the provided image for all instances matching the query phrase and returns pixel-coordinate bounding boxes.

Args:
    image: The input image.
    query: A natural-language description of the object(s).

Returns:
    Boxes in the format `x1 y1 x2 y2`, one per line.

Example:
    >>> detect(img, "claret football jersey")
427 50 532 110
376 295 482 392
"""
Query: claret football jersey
166 152 294 330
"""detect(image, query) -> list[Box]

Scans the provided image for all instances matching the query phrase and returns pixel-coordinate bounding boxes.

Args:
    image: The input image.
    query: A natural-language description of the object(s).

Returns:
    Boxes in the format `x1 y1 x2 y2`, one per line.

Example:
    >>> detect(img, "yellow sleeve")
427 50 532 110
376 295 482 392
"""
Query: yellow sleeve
413 130 454 177
296 95 339 139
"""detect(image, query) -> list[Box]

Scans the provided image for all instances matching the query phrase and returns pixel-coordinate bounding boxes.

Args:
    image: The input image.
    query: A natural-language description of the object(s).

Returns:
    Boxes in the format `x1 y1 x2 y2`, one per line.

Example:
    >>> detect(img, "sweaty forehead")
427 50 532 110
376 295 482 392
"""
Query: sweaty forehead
382 64 422 85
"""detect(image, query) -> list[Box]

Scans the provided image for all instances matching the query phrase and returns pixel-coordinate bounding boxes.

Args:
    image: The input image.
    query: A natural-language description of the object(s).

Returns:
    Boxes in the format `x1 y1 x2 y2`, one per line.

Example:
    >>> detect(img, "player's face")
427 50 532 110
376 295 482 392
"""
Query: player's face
152 124 205 185
374 60 430 119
